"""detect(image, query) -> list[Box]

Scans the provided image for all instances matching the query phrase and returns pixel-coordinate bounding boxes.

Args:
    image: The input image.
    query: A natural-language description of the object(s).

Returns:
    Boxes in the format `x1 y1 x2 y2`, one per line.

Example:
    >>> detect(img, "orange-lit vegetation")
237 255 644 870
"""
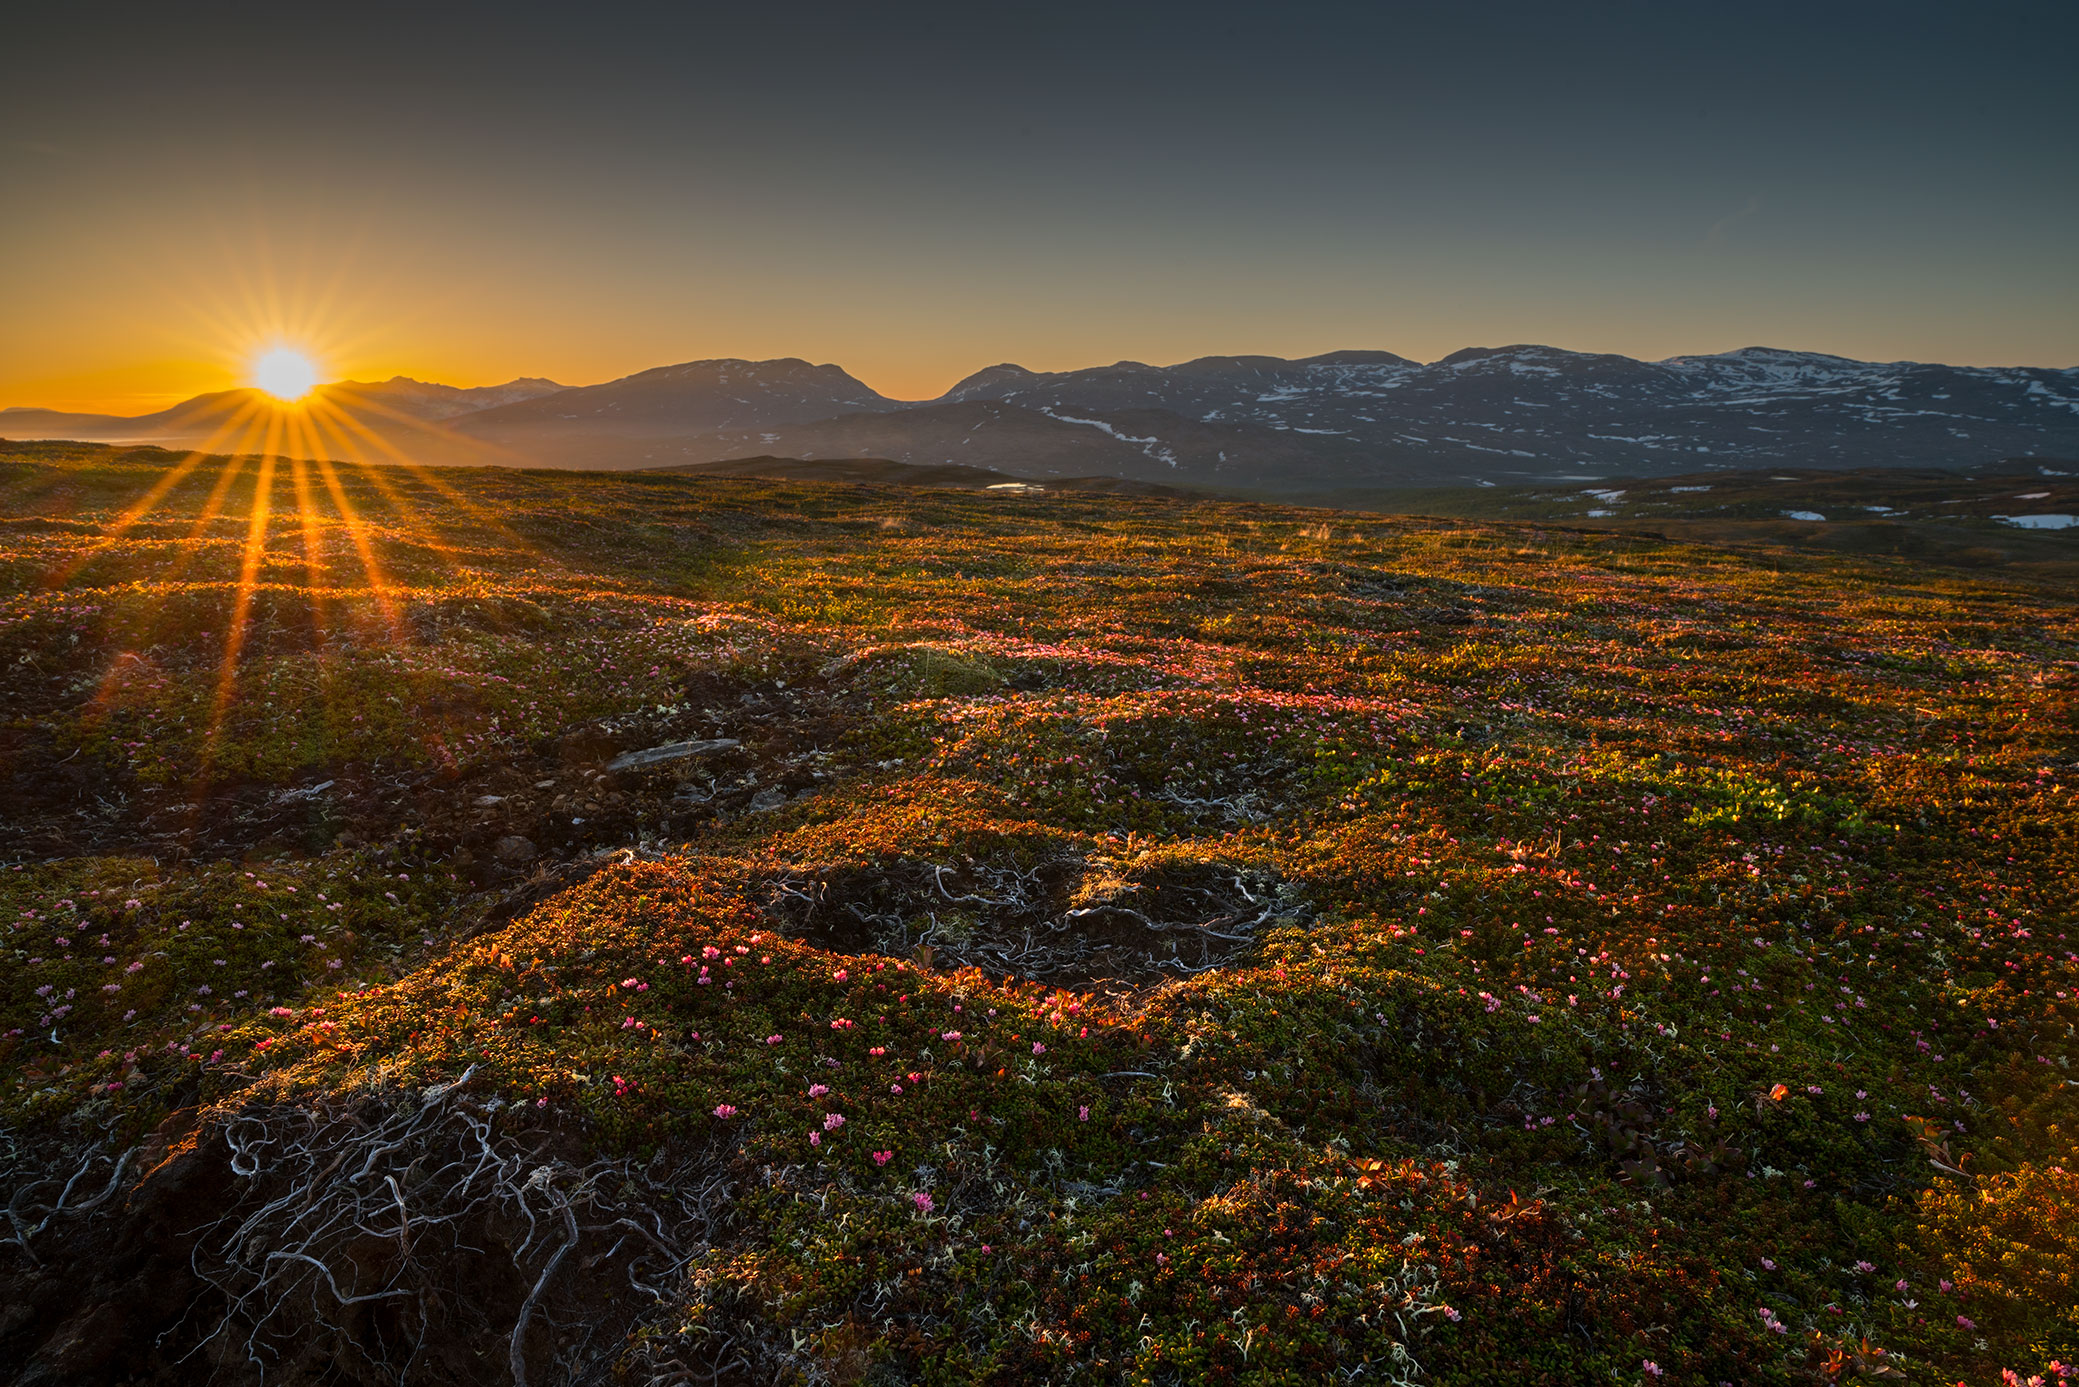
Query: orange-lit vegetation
2 440 2075 1385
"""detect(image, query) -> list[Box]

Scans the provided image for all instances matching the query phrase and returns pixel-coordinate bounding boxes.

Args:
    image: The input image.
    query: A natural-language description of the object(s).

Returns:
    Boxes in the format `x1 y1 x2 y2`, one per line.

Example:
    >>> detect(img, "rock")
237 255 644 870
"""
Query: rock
493 835 537 864
747 787 789 813
605 738 740 773
474 794 505 807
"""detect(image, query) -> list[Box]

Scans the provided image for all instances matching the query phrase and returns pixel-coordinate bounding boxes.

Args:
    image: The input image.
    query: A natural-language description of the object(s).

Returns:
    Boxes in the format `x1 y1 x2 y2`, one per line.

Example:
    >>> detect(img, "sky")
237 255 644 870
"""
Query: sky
3 1 2075 412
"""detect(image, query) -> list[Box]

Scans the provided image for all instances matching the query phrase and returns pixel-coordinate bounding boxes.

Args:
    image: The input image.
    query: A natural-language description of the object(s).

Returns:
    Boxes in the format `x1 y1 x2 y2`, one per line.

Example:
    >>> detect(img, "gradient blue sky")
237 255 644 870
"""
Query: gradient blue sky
4 1 2073 409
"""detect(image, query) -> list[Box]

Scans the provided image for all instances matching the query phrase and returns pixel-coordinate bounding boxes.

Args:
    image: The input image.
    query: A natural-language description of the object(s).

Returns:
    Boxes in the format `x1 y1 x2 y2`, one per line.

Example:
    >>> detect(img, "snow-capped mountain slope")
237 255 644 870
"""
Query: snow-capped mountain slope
645 400 1404 486
939 351 1421 423
931 345 2079 479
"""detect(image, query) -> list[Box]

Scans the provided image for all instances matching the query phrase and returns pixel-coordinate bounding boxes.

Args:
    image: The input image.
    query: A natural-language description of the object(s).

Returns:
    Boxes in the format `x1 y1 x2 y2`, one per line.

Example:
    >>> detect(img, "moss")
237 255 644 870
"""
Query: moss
4 442 2077 1383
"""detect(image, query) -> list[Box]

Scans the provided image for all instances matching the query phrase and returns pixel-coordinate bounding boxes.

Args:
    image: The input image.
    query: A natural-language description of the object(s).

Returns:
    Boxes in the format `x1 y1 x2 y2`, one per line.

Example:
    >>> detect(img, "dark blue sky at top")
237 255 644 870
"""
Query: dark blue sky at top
4 1 2074 400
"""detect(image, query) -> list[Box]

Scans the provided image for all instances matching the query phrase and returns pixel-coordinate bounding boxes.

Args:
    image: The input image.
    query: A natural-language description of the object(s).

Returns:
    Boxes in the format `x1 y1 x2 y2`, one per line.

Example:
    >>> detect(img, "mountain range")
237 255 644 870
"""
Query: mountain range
6 346 2075 490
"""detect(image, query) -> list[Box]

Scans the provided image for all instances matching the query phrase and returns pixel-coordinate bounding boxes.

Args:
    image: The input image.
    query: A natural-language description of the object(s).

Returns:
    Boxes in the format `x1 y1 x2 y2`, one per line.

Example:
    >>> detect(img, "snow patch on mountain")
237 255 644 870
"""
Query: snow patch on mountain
1036 409 1180 468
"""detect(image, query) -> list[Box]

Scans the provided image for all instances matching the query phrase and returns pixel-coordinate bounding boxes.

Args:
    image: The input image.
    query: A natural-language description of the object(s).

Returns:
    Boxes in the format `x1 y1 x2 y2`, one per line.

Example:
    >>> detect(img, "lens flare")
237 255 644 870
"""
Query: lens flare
253 347 320 400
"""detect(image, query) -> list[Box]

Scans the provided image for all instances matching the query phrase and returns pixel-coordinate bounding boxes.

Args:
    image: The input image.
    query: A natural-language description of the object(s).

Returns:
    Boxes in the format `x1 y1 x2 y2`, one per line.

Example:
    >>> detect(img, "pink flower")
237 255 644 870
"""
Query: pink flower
1078 1105 1091 1122
766 1034 783 1045
824 1112 845 1131
1957 1315 1974 1330
1643 1363 1663 1379
809 1131 822 1146
1031 1041 1046 1055
942 1030 962 1041
808 1083 830 1098
912 1192 934 1213
872 1150 893 1166
713 1104 738 1120
870 1046 886 1056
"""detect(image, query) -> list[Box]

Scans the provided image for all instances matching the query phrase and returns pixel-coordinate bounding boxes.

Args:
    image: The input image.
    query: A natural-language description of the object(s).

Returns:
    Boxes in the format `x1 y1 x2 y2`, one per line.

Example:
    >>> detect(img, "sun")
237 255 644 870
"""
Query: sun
253 347 321 401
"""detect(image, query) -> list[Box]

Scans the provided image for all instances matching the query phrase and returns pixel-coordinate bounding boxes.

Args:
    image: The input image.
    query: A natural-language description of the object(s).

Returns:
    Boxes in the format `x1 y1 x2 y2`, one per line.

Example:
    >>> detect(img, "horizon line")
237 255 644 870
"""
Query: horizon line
11 339 2077 419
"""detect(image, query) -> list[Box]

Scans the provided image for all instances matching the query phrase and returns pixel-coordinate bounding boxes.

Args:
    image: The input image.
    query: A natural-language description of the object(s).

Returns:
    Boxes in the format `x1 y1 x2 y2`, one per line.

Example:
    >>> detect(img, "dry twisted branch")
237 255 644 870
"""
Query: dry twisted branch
178 1072 731 1384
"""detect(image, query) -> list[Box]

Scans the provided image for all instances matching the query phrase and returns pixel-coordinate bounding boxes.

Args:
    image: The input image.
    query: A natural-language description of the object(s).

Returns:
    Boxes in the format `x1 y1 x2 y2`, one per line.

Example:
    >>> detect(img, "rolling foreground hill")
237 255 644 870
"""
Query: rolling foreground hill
2 441 2076 1386
8 345 2076 487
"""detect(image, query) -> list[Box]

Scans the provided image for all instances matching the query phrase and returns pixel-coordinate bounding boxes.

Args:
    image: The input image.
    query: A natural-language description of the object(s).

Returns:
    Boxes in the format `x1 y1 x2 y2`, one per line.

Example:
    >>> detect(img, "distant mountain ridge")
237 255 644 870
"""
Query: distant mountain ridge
453 358 891 441
6 347 2075 489
341 376 568 421
0 376 566 443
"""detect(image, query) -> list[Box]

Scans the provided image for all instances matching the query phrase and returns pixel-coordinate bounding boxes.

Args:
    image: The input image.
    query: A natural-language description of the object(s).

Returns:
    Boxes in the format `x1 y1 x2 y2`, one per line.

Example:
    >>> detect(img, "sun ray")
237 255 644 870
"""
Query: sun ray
281 425 351 749
302 395 564 569
47 393 275 587
301 400 517 566
289 452 328 611
305 385 554 475
300 404 467 582
300 421 405 640
158 408 281 586
284 411 374 765
200 420 283 779
72 406 297 722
